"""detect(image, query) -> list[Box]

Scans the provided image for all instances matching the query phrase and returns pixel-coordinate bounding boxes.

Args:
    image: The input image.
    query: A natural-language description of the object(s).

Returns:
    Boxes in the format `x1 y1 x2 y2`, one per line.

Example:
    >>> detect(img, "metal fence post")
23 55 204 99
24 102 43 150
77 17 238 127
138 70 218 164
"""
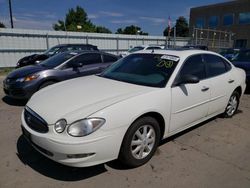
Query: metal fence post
116 36 119 55
86 35 89 44
174 27 176 48
46 33 49 49
195 28 198 46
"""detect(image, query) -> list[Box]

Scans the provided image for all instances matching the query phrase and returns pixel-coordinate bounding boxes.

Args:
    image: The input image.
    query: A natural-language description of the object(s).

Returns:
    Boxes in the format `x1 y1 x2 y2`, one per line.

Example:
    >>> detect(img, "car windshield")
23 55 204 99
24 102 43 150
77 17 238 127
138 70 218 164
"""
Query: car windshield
100 53 179 87
44 46 61 56
220 49 234 55
128 47 144 53
231 51 250 62
39 53 76 68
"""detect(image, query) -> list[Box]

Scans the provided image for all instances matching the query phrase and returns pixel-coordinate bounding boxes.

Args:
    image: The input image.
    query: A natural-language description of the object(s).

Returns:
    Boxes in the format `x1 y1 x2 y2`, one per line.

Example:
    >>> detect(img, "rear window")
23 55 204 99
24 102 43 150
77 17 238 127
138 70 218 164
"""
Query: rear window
204 54 228 77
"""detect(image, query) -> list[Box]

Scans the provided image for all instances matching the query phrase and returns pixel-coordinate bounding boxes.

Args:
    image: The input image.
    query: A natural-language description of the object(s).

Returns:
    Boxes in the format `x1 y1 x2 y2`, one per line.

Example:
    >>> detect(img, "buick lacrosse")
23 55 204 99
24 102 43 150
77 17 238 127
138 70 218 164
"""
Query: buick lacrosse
21 50 246 167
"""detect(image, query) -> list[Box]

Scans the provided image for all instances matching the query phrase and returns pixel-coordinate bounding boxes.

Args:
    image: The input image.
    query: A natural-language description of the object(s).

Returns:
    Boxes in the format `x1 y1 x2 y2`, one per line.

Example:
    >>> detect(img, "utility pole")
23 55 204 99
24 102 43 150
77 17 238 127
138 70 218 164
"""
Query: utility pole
8 0 14 28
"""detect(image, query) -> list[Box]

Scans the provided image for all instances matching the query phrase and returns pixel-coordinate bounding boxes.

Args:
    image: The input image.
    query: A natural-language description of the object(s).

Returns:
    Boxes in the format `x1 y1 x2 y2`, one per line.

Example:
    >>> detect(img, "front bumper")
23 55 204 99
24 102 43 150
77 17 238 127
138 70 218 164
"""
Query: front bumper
3 79 37 99
21 112 126 167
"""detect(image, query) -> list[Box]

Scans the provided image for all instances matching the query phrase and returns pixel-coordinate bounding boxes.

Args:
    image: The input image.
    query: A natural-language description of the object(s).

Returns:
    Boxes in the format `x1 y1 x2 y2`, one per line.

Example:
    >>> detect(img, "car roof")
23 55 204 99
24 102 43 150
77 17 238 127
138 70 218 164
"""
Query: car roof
134 49 219 59
64 50 117 57
54 44 97 48
133 45 162 48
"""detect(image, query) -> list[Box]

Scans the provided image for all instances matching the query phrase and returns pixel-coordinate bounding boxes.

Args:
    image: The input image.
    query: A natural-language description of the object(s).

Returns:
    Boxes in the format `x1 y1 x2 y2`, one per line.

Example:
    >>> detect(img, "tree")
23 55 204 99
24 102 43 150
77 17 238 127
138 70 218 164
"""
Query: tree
96 26 112 33
0 22 6 28
163 16 189 37
53 6 111 33
116 25 148 35
163 26 172 37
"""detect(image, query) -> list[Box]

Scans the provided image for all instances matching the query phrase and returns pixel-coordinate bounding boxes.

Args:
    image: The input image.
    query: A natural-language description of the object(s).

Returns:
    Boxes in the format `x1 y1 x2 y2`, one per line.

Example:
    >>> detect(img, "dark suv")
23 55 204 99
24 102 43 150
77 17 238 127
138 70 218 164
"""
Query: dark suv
16 44 98 68
4 51 118 99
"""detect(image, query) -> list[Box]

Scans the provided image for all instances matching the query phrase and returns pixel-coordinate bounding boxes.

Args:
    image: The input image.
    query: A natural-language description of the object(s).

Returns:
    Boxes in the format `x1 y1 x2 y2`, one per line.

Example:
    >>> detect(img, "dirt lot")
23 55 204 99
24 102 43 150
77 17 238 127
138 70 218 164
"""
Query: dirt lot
0 75 250 188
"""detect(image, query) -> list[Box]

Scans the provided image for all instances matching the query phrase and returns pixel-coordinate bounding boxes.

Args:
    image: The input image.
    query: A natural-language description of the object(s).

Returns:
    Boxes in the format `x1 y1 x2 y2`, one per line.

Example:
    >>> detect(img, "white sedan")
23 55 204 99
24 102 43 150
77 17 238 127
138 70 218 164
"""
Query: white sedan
21 50 246 167
120 45 165 57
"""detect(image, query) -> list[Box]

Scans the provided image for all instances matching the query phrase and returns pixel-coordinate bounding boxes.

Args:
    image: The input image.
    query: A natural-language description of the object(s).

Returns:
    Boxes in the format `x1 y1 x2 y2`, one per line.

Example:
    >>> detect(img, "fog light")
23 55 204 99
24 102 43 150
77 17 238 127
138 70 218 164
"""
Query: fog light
67 153 95 159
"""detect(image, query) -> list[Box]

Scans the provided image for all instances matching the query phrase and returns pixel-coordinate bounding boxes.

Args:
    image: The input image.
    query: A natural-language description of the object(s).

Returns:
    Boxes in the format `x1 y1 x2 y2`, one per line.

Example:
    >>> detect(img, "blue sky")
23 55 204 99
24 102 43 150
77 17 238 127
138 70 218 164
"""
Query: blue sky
0 0 228 35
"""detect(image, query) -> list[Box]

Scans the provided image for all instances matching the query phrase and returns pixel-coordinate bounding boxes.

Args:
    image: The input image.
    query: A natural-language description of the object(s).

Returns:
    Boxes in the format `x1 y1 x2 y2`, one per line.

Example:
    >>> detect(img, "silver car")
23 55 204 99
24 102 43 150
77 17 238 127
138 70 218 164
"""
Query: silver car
3 51 119 99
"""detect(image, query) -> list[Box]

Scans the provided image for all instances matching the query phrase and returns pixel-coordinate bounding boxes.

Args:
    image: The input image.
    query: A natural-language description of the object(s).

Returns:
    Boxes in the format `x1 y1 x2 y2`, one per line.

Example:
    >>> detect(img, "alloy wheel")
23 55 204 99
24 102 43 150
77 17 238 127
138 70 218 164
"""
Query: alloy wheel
130 125 156 159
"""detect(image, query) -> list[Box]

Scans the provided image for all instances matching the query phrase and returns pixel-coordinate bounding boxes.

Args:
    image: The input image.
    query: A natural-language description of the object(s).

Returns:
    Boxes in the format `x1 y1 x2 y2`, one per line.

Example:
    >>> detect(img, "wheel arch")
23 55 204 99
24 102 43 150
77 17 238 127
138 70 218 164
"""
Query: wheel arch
234 86 242 96
128 111 166 140
37 78 59 91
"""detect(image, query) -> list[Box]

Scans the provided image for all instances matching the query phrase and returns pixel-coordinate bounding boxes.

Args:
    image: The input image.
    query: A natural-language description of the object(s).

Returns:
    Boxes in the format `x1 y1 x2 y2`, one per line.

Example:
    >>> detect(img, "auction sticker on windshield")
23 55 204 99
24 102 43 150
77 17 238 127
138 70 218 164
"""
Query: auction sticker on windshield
161 55 180 62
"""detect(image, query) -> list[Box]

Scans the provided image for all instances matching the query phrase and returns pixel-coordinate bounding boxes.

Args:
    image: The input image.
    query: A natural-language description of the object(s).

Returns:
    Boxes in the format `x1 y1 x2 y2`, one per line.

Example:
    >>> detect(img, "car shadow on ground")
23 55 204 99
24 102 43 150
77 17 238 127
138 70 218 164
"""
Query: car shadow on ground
2 96 27 106
16 135 107 181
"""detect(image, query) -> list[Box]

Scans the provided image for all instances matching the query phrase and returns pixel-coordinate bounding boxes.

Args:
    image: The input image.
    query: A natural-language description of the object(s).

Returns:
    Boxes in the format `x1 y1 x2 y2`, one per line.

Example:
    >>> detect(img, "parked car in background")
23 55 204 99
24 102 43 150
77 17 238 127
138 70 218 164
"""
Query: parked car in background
182 45 208 50
21 49 245 168
120 45 164 57
16 44 99 68
231 49 250 84
219 48 240 61
4 51 118 99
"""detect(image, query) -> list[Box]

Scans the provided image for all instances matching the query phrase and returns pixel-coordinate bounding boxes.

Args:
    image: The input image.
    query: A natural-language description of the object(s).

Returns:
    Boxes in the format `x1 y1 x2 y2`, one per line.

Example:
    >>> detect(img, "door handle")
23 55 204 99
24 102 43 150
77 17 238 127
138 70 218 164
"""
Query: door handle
201 86 209 92
228 79 234 83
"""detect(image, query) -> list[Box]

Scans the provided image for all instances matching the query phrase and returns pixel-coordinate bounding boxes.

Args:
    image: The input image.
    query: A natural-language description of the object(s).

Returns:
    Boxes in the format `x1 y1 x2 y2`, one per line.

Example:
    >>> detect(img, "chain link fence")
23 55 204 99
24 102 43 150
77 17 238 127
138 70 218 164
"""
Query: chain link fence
189 28 234 52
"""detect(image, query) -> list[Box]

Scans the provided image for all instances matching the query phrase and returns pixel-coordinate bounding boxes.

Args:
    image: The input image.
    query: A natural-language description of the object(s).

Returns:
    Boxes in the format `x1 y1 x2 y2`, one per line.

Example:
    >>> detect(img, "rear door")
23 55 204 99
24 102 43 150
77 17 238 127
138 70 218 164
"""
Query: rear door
203 54 235 115
170 54 211 132
73 52 103 76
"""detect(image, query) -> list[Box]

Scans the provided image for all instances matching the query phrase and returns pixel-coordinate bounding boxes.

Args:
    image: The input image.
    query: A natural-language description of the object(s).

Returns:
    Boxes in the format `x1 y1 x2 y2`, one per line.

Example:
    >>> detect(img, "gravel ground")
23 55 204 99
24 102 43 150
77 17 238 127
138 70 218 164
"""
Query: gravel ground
0 75 250 188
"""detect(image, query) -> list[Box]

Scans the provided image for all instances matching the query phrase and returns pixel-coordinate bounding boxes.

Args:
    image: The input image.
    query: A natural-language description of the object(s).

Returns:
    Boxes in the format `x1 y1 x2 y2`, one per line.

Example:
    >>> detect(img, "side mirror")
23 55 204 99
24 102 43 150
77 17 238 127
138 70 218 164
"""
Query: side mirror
71 62 83 69
175 74 200 86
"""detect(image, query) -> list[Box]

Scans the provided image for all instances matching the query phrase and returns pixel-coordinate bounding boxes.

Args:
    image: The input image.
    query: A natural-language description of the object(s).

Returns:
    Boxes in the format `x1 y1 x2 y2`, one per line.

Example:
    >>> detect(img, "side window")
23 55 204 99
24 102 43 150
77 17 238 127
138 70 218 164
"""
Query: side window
146 47 161 50
67 53 102 67
204 54 228 77
103 54 118 63
81 53 102 65
178 55 206 80
223 59 232 71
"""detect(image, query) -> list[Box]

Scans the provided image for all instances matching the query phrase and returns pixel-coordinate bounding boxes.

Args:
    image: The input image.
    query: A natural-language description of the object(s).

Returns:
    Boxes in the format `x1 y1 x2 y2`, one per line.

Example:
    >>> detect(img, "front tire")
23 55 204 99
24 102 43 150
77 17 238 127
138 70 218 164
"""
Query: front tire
223 90 240 118
119 117 161 167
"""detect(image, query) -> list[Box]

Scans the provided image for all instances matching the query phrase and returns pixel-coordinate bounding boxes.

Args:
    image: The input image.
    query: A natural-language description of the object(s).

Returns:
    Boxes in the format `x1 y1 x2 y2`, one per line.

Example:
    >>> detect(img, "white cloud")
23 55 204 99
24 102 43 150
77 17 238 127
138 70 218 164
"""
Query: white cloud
14 12 57 20
88 14 99 19
110 20 137 24
139 16 166 25
9 17 52 30
100 11 123 17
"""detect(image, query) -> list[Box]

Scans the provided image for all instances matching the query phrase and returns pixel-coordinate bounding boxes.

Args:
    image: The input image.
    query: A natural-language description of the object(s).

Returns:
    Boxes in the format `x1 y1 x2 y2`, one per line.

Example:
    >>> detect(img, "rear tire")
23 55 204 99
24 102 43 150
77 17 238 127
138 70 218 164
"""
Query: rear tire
39 81 55 90
119 116 161 168
223 90 240 118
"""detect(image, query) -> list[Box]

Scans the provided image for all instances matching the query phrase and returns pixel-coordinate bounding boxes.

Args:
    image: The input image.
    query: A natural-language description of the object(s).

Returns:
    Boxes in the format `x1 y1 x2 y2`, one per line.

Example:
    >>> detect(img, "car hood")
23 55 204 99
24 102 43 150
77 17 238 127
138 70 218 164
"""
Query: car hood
232 61 250 70
7 65 47 79
27 75 155 124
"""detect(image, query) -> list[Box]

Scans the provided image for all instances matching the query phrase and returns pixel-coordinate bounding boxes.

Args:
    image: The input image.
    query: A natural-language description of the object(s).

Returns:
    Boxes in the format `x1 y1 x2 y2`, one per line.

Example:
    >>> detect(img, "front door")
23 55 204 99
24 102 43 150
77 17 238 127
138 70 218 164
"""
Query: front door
170 54 210 133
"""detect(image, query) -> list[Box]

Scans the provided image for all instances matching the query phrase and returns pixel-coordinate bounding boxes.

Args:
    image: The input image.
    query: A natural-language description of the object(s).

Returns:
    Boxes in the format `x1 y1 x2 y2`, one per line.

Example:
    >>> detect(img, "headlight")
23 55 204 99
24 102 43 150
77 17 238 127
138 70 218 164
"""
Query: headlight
67 118 105 137
54 119 67 133
16 74 39 82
